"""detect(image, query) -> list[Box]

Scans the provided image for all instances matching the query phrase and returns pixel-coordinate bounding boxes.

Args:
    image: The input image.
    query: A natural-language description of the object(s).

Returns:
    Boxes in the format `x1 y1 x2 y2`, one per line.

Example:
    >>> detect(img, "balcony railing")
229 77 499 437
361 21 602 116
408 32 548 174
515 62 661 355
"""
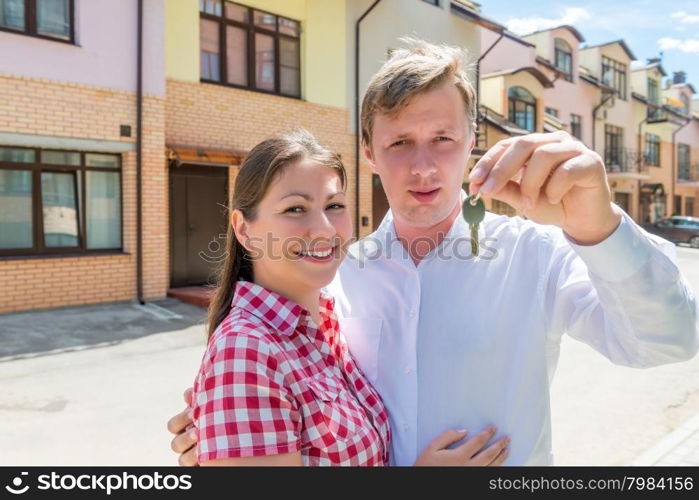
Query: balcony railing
678 163 699 182
604 147 648 175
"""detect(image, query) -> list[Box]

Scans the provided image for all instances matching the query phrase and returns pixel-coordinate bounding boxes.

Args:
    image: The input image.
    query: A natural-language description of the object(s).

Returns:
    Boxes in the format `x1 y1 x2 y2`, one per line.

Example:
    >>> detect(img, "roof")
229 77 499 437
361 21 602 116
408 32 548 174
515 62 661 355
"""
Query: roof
449 1 535 49
522 24 585 43
580 39 636 61
670 82 698 95
480 106 529 136
482 66 554 88
631 62 667 77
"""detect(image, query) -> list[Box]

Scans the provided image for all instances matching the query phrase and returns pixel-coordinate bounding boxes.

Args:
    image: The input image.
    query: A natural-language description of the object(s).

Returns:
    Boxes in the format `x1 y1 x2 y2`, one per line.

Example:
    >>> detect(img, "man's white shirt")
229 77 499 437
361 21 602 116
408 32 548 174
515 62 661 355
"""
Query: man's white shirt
325 197 699 465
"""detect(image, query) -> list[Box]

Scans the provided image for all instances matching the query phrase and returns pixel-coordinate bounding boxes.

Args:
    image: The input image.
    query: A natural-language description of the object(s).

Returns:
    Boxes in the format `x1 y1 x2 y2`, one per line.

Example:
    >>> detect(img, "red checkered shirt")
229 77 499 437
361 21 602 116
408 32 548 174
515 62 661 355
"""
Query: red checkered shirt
192 281 391 466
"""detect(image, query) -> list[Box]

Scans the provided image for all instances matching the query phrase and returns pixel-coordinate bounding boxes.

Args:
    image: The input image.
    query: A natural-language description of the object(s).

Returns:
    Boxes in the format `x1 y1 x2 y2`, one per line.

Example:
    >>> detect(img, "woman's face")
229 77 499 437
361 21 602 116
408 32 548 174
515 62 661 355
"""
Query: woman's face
236 159 351 296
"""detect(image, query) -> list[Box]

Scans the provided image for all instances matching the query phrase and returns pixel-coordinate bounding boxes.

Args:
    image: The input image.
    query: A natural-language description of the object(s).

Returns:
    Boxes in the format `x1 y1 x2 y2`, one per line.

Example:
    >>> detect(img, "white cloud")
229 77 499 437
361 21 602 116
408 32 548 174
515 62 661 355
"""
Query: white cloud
505 7 592 35
670 11 699 23
658 37 699 53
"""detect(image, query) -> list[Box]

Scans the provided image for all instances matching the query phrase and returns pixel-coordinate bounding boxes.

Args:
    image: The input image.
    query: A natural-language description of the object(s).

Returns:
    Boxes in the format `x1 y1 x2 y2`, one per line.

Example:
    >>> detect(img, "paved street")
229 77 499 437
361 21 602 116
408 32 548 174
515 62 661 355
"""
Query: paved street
1 247 698 466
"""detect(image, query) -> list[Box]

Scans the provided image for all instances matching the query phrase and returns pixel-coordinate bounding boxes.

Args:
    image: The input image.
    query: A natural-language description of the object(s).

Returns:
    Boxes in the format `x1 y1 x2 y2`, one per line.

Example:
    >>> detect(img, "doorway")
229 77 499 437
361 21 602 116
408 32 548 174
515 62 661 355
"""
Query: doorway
169 164 229 287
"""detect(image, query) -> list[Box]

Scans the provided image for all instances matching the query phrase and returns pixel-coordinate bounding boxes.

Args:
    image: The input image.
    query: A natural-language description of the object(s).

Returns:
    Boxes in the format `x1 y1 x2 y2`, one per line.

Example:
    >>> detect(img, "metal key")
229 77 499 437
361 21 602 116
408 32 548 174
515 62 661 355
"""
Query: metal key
462 193 485 256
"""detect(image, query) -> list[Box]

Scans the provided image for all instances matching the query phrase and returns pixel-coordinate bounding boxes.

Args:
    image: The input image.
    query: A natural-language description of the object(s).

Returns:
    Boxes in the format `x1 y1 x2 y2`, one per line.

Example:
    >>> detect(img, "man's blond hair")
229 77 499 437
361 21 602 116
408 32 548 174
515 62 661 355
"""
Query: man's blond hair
360 38 477 147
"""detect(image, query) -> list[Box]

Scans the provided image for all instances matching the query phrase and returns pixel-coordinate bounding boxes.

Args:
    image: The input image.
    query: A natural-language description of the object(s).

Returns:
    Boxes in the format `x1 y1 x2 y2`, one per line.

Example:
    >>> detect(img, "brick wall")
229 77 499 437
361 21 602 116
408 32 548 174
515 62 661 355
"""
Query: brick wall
0 74 167 313
165 79 373 238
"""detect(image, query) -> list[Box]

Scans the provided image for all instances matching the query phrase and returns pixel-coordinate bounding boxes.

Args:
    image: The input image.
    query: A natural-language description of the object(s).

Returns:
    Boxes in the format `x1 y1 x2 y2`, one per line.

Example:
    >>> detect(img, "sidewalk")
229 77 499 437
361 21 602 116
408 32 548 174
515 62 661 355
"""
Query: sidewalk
633 412 699 466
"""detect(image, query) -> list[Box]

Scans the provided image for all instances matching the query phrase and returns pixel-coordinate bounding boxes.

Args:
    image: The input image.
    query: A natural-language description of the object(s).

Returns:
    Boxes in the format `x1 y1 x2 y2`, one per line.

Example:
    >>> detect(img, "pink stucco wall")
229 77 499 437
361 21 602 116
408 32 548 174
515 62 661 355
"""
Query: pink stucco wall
480 28 536 74
0 0 164 96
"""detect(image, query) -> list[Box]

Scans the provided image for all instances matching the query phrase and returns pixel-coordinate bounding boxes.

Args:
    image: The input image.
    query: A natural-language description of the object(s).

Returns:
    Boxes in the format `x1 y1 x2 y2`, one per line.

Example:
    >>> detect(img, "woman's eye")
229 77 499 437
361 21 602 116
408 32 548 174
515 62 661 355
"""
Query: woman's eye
284 206 305 214
327 203 346 210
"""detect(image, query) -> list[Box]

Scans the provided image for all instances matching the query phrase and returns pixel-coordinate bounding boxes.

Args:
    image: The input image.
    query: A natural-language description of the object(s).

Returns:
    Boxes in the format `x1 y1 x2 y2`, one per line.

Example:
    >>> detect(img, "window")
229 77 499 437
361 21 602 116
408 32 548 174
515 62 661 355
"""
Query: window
554 38 573 82
645 133 660 167
421 0 440 5
604 124 624 169
545 107 558 118
601 56 627 100
674 196 682 216
647 78 661 120
199 0 301 98
0 147 122 256
680 94 690 116
686 197 694 216
678 143 690 180
508 86 536 133
0 0 73 43
570 113 582 140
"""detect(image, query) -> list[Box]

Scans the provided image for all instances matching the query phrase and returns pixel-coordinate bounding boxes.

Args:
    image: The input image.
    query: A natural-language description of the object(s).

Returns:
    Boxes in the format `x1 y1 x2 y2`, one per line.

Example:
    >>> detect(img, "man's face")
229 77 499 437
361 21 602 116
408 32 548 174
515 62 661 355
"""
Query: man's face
364 82 475 229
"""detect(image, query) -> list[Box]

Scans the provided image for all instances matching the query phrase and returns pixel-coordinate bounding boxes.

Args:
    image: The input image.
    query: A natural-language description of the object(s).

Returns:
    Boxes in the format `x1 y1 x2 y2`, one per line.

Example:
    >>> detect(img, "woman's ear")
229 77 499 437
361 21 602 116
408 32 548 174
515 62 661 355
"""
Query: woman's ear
230 209 250 251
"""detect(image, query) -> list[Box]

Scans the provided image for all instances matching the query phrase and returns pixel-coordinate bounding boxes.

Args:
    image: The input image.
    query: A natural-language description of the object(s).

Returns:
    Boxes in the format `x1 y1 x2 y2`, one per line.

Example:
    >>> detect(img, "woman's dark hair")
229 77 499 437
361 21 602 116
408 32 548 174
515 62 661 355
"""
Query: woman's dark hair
207 129 347 339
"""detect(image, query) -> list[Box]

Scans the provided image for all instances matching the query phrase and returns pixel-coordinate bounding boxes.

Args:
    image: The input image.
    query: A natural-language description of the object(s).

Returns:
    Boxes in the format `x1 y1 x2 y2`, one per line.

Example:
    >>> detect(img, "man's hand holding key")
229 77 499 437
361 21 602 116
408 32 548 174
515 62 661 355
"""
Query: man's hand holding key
468 130 623 246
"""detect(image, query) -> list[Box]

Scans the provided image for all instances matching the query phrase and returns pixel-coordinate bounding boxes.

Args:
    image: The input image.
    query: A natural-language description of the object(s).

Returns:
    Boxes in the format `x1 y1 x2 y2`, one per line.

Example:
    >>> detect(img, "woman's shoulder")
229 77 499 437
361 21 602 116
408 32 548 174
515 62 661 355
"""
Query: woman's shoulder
207 307 283 359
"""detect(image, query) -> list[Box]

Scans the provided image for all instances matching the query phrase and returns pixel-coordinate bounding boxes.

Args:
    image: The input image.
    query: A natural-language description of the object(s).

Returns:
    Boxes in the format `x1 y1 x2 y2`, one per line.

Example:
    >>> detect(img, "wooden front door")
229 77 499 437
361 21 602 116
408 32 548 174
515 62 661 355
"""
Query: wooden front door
170 164 228 287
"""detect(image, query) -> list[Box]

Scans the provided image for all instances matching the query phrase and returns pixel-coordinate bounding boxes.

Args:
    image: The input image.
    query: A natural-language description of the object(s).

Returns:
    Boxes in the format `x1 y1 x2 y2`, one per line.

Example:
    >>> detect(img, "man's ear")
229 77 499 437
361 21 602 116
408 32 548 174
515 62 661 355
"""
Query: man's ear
362 140 378 174
230 209 250 251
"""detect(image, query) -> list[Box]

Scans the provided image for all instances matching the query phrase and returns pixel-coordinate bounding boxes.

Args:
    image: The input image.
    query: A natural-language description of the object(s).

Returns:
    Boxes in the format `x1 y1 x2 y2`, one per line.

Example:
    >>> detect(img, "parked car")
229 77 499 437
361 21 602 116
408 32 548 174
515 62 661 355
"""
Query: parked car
641 216 699 248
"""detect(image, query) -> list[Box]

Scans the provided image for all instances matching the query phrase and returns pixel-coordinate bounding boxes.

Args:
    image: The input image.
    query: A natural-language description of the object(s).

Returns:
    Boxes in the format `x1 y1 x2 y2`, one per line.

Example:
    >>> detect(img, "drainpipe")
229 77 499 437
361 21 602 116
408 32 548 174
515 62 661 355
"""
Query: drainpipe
591 91 614 151
475 31 504 141
671 116 692 214
136 0 144 305
354 0 382 237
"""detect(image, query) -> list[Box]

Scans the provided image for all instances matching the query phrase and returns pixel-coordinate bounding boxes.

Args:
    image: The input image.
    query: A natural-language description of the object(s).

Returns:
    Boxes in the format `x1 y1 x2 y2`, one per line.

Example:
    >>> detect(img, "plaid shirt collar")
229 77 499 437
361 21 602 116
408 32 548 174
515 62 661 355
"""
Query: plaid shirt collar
231 280 336 336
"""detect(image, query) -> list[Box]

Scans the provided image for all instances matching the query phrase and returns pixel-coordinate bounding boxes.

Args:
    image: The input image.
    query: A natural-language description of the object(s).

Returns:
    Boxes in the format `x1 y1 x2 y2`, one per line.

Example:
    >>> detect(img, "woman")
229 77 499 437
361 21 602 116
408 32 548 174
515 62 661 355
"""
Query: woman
186 130 510 466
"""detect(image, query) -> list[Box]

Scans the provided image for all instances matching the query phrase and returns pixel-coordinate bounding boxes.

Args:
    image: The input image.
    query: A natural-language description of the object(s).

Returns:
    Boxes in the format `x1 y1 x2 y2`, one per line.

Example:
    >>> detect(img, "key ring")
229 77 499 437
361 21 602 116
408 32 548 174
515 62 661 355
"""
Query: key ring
469 191 482 206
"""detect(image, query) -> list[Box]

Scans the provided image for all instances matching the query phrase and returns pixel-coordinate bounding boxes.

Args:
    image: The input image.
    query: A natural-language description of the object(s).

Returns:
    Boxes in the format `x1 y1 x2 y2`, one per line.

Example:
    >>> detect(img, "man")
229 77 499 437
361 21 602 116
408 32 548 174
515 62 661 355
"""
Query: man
168 39 698 465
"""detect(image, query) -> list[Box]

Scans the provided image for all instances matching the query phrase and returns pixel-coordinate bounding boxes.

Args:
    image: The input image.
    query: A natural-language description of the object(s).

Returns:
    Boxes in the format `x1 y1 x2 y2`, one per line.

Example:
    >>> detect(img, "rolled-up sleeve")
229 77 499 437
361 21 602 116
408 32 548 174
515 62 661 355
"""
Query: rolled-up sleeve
544 210 699 367
192 331 302 462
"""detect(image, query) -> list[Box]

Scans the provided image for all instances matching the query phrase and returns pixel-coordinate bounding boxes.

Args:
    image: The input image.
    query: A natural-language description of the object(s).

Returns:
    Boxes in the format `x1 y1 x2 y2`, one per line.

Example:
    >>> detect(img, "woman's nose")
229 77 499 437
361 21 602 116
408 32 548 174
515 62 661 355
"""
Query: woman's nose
307 209 336 241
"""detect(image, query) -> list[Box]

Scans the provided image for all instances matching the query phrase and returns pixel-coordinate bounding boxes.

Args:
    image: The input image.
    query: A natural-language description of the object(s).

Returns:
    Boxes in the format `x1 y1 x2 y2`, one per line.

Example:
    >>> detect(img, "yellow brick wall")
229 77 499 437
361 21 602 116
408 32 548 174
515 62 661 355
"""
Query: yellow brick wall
0 74 168 313
166 78 373 238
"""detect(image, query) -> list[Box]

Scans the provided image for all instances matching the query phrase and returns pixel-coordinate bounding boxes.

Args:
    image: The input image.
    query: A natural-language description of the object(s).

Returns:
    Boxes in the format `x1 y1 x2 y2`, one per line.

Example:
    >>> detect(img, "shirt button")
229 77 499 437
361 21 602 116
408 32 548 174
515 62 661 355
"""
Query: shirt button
404 366 412 374
409 308 416 317
403 424 410 431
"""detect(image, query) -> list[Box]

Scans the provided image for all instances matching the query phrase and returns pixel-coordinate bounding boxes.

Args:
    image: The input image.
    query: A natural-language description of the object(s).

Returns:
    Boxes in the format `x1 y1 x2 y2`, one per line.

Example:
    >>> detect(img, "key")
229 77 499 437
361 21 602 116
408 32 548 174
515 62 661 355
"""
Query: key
462 193 485 256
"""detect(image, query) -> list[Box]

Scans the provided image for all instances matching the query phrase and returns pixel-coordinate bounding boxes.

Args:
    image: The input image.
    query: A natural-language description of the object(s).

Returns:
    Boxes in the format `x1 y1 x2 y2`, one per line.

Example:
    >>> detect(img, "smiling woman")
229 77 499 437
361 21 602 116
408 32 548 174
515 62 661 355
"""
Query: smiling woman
189 129 392 467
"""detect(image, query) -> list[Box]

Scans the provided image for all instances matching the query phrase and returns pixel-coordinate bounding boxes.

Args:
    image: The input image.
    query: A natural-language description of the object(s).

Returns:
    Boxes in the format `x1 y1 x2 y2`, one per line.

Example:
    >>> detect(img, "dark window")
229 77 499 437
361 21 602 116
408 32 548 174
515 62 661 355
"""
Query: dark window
601 56 627 100
199 0 301 98
645 133 660 167
545 107 558 118
686 197 694 217
0 0 74 43
604 124 624 168
647 78 661 120
0 146 122 256
421 0 440 5
554 38 573 82
674 196 682 216
508 86 536 133
570 113 582 140
678 143 690 180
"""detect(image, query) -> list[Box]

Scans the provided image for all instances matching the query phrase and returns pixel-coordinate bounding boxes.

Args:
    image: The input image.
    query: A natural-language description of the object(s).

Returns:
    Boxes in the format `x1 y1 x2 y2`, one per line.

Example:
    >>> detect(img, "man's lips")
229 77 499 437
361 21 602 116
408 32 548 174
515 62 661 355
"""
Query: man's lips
409 187 440 202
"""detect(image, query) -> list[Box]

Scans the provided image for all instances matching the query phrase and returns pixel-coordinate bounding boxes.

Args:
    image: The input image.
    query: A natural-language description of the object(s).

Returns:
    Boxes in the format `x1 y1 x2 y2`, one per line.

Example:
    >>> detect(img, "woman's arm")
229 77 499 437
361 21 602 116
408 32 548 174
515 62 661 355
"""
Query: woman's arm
201 452 303 467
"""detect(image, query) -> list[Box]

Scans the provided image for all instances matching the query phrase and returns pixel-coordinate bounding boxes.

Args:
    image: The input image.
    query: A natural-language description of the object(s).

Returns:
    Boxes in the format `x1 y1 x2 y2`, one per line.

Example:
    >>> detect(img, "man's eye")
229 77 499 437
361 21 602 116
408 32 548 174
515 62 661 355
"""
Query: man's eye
284 206 305 214
390 140 408 148
435 136 452 142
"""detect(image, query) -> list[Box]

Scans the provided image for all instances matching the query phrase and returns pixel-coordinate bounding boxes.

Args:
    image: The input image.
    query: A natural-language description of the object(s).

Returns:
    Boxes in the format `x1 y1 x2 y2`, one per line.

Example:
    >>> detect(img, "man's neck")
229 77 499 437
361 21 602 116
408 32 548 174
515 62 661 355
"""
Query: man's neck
393 201 462 266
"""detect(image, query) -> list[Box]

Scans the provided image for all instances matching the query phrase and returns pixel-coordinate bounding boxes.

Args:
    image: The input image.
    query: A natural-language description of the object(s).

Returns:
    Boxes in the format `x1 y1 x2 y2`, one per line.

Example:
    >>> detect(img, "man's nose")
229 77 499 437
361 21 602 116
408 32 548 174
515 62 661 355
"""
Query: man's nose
410 144 437 177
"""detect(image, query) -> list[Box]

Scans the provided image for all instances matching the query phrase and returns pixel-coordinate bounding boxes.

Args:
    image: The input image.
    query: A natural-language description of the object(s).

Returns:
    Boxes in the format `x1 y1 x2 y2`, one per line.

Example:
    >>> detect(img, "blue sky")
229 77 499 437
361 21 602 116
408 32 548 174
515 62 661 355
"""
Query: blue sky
479 0 699 99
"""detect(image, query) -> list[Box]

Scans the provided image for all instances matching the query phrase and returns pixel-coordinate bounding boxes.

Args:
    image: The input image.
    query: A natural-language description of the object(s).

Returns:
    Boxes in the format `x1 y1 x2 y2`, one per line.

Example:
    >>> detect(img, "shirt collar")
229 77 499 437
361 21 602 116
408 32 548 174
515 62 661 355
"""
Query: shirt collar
354 189 485 263
231 280 335 336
